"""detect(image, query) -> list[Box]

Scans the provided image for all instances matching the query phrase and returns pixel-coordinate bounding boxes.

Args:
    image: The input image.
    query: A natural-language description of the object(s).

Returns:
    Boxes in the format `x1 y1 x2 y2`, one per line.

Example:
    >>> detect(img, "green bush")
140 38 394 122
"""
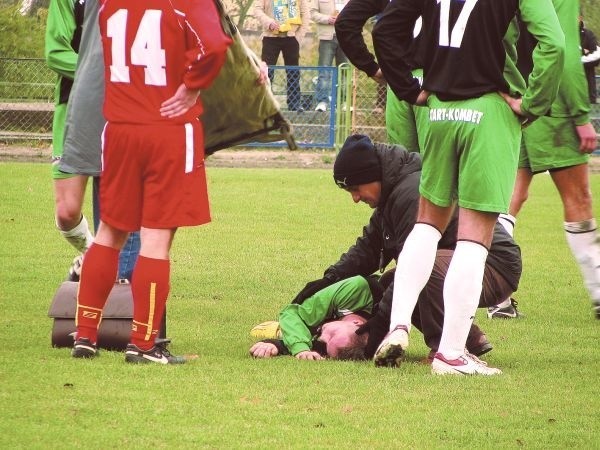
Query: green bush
0 4 45 58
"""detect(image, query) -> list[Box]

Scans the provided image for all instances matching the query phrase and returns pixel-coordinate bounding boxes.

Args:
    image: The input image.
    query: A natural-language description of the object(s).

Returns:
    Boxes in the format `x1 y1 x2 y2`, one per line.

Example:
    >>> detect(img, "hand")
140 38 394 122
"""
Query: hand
415 90 430 106
575 122 598 154
256 60 268 86
328 16 336 25
249 342 279 358
355 314 389 359
295 350 324 360
371 69 386 85
160 83 200 118
291 276 336 304
499 91 523 116
269 22 280 32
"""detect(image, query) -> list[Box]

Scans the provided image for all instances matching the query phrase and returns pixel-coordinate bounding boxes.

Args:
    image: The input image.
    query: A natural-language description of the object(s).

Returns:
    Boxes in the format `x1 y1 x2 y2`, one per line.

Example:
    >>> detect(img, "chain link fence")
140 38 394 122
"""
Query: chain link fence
1 57 599 151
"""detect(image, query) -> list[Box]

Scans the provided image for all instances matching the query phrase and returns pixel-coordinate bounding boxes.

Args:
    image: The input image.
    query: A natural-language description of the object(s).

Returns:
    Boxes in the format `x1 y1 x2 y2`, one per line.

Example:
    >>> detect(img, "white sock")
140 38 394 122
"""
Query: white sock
59 215 94 253
564 219 600 303
498 213 516 237
390 223 441 332
438 240 488 360
493 214 517 308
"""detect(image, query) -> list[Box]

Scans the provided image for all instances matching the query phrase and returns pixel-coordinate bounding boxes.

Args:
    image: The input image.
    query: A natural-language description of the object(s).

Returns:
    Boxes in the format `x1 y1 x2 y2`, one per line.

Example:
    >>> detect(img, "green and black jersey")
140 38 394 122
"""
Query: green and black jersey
373 0 564 120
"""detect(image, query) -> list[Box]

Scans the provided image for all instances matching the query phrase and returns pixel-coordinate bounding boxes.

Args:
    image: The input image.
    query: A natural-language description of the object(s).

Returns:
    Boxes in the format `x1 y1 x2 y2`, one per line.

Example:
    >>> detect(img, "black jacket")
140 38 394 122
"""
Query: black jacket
334 0 390 77
323 143 522 305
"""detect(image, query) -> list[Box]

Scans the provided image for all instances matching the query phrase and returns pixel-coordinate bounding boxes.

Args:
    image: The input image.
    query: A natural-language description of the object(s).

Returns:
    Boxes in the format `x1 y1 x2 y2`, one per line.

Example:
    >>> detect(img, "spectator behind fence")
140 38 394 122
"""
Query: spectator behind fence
254 0 310 112
310 0 349 112
580 12 600 104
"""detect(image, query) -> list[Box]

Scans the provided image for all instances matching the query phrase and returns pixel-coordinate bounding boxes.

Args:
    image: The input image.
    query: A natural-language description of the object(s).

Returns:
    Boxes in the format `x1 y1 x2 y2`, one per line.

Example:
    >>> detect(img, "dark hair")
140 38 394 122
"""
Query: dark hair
335 346 367 361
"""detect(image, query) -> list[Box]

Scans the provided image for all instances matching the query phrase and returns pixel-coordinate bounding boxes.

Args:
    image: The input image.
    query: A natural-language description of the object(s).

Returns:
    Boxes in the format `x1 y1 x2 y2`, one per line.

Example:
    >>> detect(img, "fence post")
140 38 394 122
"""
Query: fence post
335 63 352 151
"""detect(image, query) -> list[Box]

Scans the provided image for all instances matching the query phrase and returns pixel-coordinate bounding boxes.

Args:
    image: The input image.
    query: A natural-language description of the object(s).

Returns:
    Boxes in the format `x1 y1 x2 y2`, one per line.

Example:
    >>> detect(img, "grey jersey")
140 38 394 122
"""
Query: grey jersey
59 0 105 176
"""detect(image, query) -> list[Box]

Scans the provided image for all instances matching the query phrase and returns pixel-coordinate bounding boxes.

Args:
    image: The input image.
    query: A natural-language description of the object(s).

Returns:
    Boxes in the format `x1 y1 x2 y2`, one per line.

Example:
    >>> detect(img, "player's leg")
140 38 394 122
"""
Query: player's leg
123 121 209 364
431 93 519 375
551 163 600 317
72 220 129 358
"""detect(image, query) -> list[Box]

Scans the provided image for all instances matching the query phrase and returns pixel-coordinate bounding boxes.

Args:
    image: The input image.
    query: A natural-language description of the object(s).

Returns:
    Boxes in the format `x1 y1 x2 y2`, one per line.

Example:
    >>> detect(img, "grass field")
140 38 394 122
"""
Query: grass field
0 162 599 449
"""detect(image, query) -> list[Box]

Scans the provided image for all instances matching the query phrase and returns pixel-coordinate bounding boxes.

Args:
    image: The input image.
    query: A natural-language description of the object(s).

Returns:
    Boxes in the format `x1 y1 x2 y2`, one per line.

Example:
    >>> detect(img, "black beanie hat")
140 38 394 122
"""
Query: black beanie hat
333 134 381 188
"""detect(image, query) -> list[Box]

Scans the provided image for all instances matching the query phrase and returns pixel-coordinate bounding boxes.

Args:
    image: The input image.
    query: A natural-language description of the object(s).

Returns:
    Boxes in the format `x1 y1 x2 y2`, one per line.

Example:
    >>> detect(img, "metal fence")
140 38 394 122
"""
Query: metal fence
1 57 599 151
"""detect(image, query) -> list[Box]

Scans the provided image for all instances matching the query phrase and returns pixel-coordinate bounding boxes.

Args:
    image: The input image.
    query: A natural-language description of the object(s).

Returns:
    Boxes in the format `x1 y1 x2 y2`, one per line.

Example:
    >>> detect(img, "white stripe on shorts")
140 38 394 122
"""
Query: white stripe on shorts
185 123 193 173
100 122 108 171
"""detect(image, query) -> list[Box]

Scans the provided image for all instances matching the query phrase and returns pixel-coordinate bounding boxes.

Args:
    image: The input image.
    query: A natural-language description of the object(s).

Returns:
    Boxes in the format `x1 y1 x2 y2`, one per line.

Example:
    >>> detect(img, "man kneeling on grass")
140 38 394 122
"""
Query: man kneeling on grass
250 135 522 365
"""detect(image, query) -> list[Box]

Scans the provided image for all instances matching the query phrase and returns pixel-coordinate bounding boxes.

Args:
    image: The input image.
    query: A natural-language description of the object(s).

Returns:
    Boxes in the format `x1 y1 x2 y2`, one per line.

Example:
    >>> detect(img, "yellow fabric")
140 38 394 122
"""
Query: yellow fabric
272 0 302 31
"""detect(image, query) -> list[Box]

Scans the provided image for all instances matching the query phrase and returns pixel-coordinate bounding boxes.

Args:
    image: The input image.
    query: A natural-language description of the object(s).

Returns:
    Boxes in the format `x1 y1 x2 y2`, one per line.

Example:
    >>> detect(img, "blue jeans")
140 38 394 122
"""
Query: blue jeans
92 177 140 281
315 37 347 104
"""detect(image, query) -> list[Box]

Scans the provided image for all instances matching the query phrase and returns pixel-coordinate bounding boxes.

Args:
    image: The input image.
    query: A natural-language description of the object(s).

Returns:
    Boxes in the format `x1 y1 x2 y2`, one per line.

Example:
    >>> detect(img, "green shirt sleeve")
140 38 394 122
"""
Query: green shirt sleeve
518 0 566 120
547 0 590 124
279 276 374 356
45 0 78 80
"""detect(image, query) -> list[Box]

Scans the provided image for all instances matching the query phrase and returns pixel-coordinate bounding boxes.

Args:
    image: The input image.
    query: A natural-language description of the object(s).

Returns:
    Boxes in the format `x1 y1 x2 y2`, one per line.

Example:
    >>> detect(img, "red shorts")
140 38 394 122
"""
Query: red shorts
100 120 210 231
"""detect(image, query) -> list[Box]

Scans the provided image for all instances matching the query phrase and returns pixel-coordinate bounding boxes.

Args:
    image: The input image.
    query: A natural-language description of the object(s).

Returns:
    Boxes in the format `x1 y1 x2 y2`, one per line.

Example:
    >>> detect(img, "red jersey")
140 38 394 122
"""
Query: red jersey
99 0 231 125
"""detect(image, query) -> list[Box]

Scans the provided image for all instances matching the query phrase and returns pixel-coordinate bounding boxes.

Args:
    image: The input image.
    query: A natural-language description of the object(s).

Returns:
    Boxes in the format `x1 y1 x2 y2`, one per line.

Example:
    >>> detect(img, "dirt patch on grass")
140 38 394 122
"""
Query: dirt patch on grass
0 142 336 169
3 142 600 173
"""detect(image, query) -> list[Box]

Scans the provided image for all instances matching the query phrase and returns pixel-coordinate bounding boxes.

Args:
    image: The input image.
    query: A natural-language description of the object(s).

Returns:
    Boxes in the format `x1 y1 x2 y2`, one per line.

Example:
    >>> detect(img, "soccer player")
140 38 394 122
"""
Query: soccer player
71 0 231 364
334 0 427 152
499 0 599 319
371 0 565 375
45 0 95 280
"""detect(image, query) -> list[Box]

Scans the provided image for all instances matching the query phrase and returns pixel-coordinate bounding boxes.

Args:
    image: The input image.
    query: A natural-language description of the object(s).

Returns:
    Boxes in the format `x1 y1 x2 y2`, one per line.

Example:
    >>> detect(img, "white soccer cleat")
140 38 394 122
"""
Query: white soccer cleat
373 325 409 367
431 351 502 376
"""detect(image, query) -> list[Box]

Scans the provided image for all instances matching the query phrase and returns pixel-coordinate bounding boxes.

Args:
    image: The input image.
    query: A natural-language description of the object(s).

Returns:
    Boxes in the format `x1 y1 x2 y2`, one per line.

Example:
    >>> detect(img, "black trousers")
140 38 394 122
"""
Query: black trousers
413 249 513 353
261 36 302 110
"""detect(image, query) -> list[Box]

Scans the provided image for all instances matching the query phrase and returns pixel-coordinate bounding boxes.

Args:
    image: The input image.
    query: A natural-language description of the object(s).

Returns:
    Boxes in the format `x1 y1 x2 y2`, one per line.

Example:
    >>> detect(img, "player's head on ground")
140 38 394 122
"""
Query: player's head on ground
318 313 369 360
333 134 382 208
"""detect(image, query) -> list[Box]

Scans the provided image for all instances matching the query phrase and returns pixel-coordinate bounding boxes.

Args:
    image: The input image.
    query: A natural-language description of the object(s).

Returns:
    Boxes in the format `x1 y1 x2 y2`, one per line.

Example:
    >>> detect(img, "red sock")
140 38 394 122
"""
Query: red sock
76 243 119 343
130 256 170 351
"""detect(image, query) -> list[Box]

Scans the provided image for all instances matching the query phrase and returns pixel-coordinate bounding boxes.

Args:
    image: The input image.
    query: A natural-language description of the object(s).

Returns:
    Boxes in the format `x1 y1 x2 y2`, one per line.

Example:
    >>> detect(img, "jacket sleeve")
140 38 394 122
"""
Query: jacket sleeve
310 0 329 24
297 0 311 43
372 0 422 104
325 211 384 280
182 0 233 91
45 0 78 79
334 0 381 77
518 0 566 120
253 0 274 30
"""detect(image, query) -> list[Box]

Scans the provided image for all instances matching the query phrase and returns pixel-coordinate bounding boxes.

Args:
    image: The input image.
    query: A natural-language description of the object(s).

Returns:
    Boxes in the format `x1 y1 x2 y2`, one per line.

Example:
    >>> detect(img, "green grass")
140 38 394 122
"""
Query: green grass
0 163 599 448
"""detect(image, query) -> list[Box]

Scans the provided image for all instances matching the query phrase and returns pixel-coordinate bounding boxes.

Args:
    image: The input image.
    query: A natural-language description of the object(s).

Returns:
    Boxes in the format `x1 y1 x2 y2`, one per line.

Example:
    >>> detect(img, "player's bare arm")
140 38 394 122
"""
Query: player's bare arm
159 84 201 118
295 350 324 360
249 342 279 358
575 123 598 154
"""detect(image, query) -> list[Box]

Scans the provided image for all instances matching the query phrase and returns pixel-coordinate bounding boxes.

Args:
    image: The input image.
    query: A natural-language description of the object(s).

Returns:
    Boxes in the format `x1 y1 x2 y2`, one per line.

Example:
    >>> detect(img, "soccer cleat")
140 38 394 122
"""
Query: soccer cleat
373 325 409 367
250 321 282 340
315 101 327 112
431 351 502 376
125 340 187 365
67 254 84 282
487 298 523 319
72 337 99 359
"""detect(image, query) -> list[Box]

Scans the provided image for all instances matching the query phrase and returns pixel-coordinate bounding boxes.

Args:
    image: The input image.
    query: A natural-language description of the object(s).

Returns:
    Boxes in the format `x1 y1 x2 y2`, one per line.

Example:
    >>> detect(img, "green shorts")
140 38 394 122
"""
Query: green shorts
386 69 428 153
51 102 76 180
420 92 521 213
520 116 589 173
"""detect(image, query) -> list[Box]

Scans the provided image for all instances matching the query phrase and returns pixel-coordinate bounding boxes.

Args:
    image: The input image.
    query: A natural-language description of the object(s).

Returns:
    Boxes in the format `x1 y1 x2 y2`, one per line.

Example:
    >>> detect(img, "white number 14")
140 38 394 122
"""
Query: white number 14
107 9 167 86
